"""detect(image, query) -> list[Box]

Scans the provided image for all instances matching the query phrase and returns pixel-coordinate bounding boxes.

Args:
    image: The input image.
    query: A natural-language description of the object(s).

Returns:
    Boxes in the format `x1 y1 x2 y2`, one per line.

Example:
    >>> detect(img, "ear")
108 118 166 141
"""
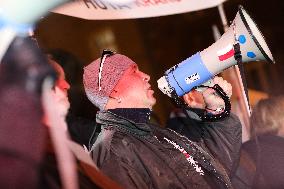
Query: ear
109 89 119 98
105 89 120 110
183 92 195 107
182 90 205 109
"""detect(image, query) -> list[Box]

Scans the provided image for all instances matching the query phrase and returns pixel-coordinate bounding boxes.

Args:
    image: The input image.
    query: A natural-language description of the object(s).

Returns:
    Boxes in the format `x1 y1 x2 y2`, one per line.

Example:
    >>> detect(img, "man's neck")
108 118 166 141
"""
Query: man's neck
108 108 151 123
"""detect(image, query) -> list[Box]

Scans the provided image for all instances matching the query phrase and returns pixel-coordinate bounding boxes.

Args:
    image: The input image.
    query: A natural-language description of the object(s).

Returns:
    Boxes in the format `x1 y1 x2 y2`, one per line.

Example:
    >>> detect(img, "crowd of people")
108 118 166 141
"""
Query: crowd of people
1 2 283 189
1 35 284 189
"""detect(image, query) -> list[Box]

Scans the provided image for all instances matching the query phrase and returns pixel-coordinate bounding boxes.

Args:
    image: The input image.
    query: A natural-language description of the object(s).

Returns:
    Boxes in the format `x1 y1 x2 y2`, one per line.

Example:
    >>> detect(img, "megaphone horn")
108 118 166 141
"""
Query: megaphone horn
158 5 275 98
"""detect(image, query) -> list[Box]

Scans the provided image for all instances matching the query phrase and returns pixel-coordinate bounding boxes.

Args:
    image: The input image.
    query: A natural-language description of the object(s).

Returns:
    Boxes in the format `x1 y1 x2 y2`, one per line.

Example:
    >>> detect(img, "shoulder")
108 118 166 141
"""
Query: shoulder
201 113 242 141
205 113 241 128
91 127 140 164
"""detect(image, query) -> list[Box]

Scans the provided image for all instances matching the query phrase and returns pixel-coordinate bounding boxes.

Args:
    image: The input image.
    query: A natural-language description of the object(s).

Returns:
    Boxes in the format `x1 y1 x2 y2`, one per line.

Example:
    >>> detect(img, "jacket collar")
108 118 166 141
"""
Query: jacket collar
96 110 152 136
108 108 151 123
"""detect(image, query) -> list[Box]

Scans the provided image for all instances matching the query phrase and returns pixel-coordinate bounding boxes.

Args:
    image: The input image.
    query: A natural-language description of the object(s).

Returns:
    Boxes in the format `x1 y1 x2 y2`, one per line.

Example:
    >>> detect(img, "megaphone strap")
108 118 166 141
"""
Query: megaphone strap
233 43 242 64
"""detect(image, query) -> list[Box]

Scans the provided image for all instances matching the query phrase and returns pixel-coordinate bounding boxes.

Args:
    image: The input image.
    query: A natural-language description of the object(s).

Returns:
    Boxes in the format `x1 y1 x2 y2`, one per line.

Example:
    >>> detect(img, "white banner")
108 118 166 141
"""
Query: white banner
53 0 227 20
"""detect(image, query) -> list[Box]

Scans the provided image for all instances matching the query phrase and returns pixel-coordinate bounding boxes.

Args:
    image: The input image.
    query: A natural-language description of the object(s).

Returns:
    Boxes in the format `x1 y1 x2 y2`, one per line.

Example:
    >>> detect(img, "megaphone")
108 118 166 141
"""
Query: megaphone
158 5 275 98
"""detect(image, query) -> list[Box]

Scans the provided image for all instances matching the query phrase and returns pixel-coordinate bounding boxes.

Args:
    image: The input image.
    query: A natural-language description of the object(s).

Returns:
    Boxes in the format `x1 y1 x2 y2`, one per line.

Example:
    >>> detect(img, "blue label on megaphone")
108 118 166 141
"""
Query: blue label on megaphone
166 52 213 96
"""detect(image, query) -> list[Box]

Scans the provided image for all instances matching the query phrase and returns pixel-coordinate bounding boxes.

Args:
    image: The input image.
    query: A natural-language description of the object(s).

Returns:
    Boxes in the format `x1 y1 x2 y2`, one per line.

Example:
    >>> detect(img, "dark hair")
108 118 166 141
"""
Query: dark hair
0 37 56 95
46 49 83 85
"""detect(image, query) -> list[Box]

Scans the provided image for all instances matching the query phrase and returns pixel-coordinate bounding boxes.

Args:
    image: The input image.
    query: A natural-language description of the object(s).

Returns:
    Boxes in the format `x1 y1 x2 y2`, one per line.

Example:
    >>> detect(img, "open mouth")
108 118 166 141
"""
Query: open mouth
146 83 152 90
147 86 154 95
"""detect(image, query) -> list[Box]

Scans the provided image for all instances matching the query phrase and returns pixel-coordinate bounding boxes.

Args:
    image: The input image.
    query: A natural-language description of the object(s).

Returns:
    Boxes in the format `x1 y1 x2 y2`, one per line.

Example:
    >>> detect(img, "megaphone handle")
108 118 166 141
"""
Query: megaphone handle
201 84 231 121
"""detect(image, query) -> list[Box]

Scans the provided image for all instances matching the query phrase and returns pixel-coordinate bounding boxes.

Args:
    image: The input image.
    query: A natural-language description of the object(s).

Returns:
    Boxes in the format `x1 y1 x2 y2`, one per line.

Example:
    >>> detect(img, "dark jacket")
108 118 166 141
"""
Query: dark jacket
166 109 242 177
67 113 98 147
91 110 241 189
232 135 284 189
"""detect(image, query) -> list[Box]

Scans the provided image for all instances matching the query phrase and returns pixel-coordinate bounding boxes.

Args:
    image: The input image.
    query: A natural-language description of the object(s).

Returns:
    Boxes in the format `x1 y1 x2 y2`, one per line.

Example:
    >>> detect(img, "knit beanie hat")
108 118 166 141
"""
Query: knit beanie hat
83 53 135 110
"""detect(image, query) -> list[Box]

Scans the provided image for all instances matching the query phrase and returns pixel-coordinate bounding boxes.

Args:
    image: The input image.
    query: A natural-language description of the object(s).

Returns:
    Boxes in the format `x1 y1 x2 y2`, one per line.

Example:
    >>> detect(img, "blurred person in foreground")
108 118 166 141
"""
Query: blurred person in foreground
45 57 71 124
47 50 99 148
0 36 80 189
0 37 55 188
43 57 123 189
0 36 122 188
83 50 242 189
232 96 284 189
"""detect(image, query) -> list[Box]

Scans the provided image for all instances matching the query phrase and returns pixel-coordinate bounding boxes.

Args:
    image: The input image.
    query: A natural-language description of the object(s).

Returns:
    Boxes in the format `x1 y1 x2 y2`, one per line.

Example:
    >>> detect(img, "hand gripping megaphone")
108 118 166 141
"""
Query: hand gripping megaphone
158 6 275 99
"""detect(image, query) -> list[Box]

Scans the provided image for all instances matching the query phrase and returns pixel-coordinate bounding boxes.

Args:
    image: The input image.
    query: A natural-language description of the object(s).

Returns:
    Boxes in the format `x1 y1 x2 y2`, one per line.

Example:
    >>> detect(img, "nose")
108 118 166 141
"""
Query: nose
57 79 70 91
64 80 71 90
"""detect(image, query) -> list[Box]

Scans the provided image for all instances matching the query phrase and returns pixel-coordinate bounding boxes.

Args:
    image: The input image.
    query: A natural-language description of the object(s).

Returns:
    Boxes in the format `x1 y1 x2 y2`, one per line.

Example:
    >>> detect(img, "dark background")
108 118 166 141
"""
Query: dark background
36 0 284 125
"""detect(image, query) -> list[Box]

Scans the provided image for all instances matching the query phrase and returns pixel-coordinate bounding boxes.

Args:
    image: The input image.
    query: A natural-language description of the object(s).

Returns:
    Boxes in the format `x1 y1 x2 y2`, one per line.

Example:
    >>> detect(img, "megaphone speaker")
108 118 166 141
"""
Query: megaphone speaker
158 5 275 98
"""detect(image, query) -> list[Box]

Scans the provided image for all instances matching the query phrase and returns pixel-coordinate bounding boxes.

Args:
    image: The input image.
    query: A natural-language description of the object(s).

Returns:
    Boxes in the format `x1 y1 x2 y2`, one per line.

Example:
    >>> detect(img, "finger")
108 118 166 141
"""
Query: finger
202 88 215 98
221 80 232 97
205 96 225 109
206 96 225 109
213 76 223 84
213 77 232 98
